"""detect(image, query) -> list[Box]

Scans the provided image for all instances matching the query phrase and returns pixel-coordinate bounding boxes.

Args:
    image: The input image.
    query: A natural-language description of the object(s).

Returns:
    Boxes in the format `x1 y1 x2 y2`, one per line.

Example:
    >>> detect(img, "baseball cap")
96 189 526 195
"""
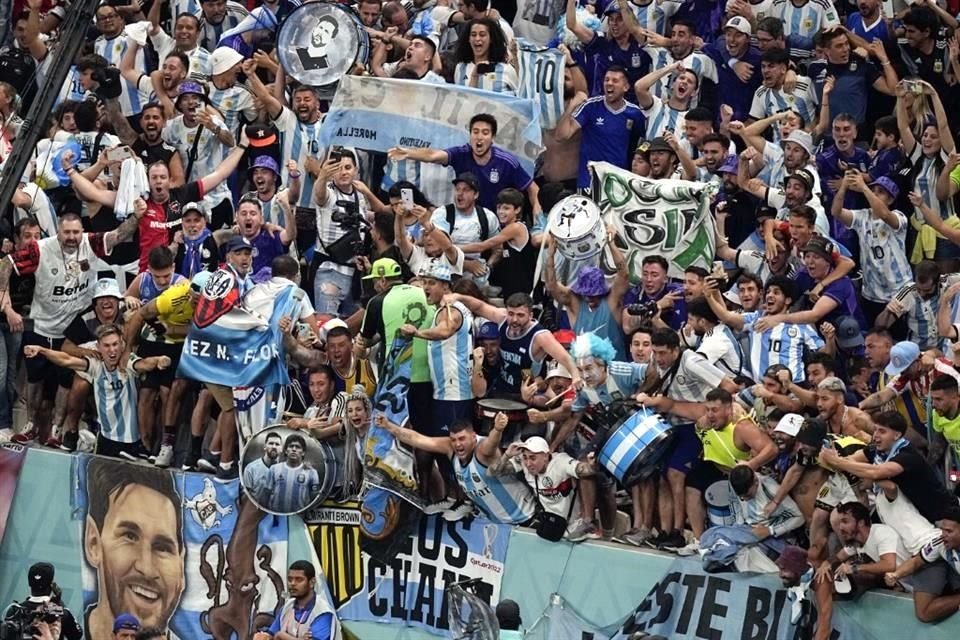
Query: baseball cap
545 362 572 381
835 316 864 350
869 176 900 200
784 168 815 192
477 321 499 341
885 341 921 376
362 257 402 280
818 376 846 394
452 172 480 192
210 46 245 76
717 155 738 175
773 413 804 437
603 3 621 14
246 123 277 148
800 236 835 263
28 563 54 594
419 257 452 282
182 202 205 218
93 278 122 300
518 436 550 454
223 235 253 253
724 16 752 35
190 270 212 292
113 614 141 632
319 317 348 343
782 130 814 157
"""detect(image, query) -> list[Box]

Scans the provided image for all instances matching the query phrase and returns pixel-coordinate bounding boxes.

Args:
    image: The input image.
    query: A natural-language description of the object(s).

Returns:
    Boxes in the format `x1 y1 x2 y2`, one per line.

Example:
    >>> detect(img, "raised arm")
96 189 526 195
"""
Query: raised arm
119 38 143 87
386 147 449 165
565 0 596 44
554 91 587 142
241 59 283 119
831 174 854 226
895 89 917 155
543 234 573 306
634 62 681 108
64 152 117 207
199 143 246 193
703 282 745 331
381 416 452 455
446 293 507 324
22 345 87 371
927 80 956 153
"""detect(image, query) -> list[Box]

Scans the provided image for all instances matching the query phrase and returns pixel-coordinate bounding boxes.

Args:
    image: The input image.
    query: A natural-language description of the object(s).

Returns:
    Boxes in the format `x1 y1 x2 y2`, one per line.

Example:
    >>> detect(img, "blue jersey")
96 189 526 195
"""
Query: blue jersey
268 462 320 513
572 361 648 412
139 271 186 302
845 12 892 43
583 34 650 96
443 145 533 212
453 440 538 524
572 97 645 187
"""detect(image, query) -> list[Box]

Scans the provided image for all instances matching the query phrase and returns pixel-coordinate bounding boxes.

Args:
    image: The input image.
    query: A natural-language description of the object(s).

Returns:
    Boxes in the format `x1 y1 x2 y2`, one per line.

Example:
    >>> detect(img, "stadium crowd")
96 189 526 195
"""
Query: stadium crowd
3 0 960 636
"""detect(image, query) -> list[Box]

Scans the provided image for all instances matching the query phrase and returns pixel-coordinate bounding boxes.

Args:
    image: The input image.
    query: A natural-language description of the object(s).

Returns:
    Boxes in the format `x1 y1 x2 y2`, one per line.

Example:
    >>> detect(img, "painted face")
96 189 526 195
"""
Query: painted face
576 356 607 388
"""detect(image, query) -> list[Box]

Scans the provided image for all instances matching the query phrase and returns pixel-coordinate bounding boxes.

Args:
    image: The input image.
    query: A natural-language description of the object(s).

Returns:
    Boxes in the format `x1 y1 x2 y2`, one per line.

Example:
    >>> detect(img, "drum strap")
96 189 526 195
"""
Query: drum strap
533 474 578 521
654 354 683 396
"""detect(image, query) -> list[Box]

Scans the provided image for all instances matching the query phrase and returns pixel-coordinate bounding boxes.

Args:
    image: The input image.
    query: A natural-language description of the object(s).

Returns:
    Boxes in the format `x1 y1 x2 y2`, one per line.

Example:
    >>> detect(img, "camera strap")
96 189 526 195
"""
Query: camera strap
316 185 362 263
184 124 205 181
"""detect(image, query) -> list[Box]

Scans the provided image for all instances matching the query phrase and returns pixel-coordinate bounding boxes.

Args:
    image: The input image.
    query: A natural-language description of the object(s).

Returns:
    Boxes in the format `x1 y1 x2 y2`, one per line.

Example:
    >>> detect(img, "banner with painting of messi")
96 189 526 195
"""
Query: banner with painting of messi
71 455 292 639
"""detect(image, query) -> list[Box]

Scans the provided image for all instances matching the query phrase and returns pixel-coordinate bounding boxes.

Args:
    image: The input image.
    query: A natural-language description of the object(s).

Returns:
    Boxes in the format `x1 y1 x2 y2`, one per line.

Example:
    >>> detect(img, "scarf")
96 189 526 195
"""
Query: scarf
182 228 212 278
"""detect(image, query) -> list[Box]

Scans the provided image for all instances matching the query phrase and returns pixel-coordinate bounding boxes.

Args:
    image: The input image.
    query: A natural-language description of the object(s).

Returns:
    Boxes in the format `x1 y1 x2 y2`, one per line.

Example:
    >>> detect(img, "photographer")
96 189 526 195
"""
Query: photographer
3 563 82 640
311 147 370 317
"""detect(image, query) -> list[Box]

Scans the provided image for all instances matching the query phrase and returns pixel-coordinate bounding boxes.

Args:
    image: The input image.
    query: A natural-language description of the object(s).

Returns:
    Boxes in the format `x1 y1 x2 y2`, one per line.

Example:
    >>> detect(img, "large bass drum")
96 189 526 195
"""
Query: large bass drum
276 1 370 88
596 407 675 487
548 195 605 261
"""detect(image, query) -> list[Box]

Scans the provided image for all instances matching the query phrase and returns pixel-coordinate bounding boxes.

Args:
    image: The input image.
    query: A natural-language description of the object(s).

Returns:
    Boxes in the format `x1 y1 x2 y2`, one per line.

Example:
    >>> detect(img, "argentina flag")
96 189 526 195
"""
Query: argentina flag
178 274 302 389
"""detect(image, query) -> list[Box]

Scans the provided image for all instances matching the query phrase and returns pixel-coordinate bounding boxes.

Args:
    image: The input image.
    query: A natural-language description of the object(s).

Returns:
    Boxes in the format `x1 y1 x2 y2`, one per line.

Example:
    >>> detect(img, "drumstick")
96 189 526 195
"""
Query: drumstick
544 386 573 408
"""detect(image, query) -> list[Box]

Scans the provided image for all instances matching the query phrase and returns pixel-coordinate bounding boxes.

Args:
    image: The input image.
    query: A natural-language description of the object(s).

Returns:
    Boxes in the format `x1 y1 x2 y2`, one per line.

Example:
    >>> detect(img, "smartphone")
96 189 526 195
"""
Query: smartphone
911 80 923 95
711 260 726 281
105 145 134 164
476 62 495 74
400 187 414 211
329 145 343 162
822 438 833 449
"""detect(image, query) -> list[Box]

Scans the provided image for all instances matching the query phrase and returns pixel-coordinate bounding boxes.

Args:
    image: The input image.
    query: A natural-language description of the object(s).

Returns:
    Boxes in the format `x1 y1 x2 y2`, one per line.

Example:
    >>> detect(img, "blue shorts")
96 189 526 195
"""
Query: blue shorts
663 424 701 476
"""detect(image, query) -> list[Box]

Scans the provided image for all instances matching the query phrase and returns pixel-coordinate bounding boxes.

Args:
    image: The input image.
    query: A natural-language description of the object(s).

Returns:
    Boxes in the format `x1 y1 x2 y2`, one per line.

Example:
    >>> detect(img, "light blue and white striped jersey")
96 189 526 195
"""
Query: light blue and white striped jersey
741 312 824 382
749 79 819 144
694 324 745 377
516 41 565 129
892 274 960 350
758 142 788 188
429 301 474 402
274 107 325 209
173 0 202 19
770 0 840 39
643 47 717 101
730 474 804 535
259 191 287 228
641 95 688 140
454 62 519 95
911 147 953 220
162 114 232 209
149 29 212 81
572 360 648 412
80 356 141 444
513 0 564 45
94 31 148 116
207 84 257 136
454 441 539 524
630 0 681 35
844 208 911 303
268 462 320 513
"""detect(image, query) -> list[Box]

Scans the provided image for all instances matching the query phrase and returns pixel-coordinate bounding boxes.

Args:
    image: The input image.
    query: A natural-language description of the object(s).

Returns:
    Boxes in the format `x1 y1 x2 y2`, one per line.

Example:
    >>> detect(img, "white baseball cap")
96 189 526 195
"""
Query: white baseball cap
93 278 122 300
518 436 550 454
724 16 752 36
774 413 804 437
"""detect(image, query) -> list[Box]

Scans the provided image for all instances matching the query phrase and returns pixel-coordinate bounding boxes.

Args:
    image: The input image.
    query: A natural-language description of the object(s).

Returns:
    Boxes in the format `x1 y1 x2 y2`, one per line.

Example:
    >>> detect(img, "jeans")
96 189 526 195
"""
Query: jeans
313 267 357 317
0 327 22 429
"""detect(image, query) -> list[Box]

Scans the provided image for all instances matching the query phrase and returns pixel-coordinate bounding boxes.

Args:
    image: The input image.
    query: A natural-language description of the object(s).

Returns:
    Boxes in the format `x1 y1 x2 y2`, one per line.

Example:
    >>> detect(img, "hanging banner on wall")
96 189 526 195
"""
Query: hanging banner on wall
0 443 27 546
610 559 879 640
308 501 511 636
590 162 717 280
72 455 290 640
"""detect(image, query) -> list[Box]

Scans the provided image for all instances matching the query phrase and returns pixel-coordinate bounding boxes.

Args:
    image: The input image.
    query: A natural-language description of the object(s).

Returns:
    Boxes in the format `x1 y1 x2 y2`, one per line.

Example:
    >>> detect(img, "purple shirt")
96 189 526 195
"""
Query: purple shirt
794 270 866 330
250 228 287 273
443 144 533 212
623 281 687 330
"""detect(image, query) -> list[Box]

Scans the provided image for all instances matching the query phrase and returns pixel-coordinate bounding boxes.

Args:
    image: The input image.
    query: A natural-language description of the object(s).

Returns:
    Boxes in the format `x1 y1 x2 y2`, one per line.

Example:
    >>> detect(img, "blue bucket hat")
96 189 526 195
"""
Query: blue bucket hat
249 155 281 186
570 266 610 298
175 81 209 107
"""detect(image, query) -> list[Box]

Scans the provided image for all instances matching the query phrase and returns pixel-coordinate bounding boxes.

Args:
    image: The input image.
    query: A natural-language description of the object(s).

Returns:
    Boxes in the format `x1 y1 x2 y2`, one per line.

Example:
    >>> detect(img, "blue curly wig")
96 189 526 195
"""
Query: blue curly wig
571 332 616 366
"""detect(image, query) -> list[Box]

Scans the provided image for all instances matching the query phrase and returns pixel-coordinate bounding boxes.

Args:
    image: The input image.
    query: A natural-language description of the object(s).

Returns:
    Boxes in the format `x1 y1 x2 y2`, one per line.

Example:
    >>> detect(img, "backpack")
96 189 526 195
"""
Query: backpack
445 203 491 241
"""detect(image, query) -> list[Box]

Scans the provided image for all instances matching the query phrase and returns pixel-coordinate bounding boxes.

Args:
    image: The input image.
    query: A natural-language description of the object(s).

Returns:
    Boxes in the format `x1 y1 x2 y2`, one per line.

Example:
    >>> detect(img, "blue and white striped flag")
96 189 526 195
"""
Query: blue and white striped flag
218 5 278 43
516 39 565 129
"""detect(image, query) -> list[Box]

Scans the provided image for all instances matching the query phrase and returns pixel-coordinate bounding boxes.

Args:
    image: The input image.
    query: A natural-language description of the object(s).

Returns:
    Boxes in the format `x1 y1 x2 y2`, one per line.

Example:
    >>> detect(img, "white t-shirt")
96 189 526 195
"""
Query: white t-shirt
517 452 581 521
404 243 465 278
843 522 910 567
429 205 499 259
875 488 941 556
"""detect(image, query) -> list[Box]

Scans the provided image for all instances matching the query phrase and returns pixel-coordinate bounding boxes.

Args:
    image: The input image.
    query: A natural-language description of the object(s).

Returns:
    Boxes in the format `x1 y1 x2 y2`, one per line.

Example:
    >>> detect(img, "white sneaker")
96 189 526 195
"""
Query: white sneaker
77 429 97 453
676 538 701 556
423 497 456 515
154 444 174 468
0 428 12 443
566 518 601 542
442 500 473 521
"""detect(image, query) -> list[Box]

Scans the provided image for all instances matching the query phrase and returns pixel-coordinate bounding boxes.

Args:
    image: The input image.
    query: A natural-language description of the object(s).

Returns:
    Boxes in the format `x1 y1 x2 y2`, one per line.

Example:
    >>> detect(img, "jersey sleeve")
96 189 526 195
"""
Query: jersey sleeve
685 352 727 388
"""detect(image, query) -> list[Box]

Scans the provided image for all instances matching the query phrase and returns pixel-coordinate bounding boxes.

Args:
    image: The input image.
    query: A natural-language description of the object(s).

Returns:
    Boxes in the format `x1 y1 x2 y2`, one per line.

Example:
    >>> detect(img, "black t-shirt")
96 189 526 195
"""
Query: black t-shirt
132 137 177 167
866 445 957 523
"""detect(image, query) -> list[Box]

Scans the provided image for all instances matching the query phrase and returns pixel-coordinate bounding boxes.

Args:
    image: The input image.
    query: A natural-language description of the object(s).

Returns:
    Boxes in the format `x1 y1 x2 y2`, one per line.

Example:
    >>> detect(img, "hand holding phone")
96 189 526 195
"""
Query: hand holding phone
400 187 414 211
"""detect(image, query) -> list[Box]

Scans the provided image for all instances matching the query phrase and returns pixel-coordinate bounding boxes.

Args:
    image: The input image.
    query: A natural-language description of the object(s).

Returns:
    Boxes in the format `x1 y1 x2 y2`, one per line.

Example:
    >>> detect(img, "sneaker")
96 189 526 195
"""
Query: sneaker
566 518 601 542
676 538 701 557
154 444 174 468
215 464 239 482
44 424 62 448
0 428 12 443
423 497 456 515
76 429 97 453
118 449 139 462
182 449 201 472
12 423 37 444
197 452 220 473
442 500 473 522
60 431 79 452
659 530 687 551
620 527 652 547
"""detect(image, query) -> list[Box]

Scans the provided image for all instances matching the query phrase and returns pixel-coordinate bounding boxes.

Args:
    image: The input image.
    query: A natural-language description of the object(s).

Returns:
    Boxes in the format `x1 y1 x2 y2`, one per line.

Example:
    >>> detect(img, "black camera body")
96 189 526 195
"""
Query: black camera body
92 67 122 101
625 300 659 320
0 602 63 640
331 199 361 227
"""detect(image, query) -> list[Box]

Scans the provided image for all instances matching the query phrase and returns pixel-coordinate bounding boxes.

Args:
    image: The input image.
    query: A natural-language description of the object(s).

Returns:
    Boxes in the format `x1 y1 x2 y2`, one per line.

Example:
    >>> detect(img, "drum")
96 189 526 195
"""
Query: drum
597 408 675 487
276 1 370 88
704 480 734 527
476 398 528 440
548 195 605 260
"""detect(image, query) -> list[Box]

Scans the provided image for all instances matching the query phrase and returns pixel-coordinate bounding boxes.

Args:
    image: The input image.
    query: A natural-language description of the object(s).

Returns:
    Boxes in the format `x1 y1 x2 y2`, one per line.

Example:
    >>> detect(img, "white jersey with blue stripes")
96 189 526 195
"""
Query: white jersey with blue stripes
79 356 141 444
274 106 325 209
643 47 717 101
94 31 148 116
454 62 519 94
207 84 258 136
771 0 840 38
268 462 320 513
749 79 819 142
695 324 745 378
454 440 538 524
428 302 474 402
741 313 824 382
844 208 911 303
640 95 688 141
516 41 565 129
630 0 681 35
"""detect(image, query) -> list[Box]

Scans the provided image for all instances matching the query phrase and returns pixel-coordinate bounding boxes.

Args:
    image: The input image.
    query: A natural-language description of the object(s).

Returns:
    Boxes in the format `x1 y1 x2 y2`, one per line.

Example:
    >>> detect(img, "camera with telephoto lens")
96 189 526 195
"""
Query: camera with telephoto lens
332 200 371 257
91 67 122 100
0 602 63 640
624 300 659 319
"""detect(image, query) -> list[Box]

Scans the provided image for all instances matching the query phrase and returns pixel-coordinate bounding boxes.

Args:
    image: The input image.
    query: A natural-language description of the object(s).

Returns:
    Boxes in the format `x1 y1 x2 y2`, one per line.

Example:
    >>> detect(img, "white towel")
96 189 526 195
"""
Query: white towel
114 158 149 220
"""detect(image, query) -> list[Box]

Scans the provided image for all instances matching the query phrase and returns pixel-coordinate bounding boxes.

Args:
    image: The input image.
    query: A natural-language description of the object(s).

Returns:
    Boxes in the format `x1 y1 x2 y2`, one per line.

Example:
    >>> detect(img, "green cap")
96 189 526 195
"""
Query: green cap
362 257 402 280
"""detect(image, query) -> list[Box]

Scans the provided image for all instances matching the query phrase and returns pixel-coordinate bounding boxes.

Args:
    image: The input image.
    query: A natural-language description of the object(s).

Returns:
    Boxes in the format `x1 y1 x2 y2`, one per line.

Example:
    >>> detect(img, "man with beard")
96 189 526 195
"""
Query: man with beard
243 431 282 506
372 34 444 83
739 161 830 246
389 114 539 215
146 9 212 82
2 212 143 446
395 205 464 277
555 67 644 190
704 275 823 382
638 17 717 110
234 192 296 274
816 377 873 442
287 322 377 399
644 135 690 180
93 3 150 119
564 0 649 94
247 156 299 228
817 115 871 237
268 435 321 513
704 17 761 121
109 103 185 187
846 0 892 42
82 458 184 640
732 116 820 196
198 0 249 52
776 546 816 636
64 141 245 272
748 48 818 141
427 173 497 282
119 43 188 119
634 62 699 140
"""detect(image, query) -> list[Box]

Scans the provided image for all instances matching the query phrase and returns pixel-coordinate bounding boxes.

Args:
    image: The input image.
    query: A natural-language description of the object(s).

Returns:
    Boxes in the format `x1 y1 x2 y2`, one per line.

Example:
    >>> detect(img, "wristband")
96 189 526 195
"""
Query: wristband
289 170 302 179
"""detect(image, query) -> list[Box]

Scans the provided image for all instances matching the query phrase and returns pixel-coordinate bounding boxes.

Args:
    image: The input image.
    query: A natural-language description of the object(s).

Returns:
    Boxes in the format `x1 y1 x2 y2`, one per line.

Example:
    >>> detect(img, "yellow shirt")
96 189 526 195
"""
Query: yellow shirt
154 281 194 343
698 421 750 471
933 409 960 457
